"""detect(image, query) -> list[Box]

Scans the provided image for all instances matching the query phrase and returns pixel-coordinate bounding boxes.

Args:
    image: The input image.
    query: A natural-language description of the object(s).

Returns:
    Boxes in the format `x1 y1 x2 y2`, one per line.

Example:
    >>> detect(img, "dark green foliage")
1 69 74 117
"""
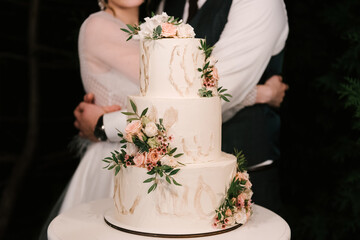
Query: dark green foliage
280 0 360 239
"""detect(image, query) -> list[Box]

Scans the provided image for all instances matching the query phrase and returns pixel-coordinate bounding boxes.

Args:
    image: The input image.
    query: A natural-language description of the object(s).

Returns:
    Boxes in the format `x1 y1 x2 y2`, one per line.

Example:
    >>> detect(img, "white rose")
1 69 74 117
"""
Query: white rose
160 155 178 167
144 122 158 137
126 142 139 156
225 216 235 225
154 12 169 23
234 209 248 224
177 23 195 38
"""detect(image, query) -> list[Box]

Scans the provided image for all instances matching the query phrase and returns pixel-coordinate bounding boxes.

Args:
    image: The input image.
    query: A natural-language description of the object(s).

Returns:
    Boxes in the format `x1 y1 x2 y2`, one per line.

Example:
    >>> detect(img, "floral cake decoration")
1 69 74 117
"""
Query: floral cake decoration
121 12 195 40
102 100 184 193
121 12 231 101
213 150 253 229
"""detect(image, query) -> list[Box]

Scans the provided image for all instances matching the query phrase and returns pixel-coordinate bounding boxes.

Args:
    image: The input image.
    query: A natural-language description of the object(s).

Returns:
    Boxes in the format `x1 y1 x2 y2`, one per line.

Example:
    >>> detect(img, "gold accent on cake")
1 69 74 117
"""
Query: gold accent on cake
169 45 184 96
114 171 141 215
181 133 215 162
155 183 190 217
140 43 150 96
194 176 217 218
163 107 178 130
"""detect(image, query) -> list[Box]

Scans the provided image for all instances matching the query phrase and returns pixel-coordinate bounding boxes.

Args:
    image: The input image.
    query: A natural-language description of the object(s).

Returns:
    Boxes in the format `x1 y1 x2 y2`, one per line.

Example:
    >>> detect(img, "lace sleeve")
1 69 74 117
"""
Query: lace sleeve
79 12 140 85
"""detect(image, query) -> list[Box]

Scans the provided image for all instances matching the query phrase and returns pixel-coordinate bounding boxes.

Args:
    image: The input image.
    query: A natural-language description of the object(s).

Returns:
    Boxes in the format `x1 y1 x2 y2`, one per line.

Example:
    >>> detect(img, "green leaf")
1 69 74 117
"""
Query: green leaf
141 108 148 117
166 176 171 184
220 95 230 102
174 153 184 158
130 100 137 113
121 111 136 116
169 169 180 175
163 165 173 173
148 183 157 193
115 165 121 175
126 35 133 41
143 177 155 183
120 28 131 33
172 178 182 186
127 24 135 32
155 25 162 35
169 147 177 155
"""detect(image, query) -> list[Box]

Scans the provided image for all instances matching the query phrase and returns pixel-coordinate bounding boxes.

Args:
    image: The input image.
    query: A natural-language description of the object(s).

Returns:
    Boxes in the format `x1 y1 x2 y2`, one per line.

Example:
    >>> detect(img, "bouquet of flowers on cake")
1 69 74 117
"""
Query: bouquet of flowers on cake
121 12 195 40
197 40 232 102
213 150 253 229
102 100 184 193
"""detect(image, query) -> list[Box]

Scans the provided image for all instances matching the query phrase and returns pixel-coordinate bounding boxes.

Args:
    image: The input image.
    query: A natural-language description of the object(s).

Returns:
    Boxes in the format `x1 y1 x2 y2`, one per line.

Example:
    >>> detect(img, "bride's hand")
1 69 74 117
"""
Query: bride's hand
83 92 122 113
256 75 289 107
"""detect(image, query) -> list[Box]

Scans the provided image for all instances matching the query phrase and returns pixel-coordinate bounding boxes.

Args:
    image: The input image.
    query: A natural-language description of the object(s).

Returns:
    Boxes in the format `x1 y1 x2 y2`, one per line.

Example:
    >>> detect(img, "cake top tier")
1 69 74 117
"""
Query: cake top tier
121 12 231 101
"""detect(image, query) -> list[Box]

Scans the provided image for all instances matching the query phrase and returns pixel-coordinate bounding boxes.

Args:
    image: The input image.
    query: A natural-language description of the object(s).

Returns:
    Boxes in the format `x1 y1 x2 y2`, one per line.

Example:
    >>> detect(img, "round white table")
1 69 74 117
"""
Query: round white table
48 198 291 240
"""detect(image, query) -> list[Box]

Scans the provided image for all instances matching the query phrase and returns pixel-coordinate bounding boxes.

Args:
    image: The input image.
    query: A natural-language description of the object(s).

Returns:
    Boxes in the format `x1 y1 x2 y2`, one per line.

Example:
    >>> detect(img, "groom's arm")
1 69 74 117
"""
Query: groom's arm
73 94 126 142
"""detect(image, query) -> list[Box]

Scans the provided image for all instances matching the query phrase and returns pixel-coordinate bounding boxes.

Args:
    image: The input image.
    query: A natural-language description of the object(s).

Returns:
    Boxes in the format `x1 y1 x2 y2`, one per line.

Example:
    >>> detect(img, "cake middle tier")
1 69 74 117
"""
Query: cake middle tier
128 96 222 164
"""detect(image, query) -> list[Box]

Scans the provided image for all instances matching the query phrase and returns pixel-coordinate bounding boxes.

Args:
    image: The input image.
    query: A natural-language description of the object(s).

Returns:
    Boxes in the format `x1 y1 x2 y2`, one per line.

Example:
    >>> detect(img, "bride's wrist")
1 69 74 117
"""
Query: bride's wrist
255 85 273 104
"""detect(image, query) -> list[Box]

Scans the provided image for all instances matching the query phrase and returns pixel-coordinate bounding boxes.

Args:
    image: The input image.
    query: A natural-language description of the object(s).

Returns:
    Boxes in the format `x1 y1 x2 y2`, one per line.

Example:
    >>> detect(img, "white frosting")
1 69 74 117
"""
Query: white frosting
128 96 222 164
113 153 237 234
140 38 205 97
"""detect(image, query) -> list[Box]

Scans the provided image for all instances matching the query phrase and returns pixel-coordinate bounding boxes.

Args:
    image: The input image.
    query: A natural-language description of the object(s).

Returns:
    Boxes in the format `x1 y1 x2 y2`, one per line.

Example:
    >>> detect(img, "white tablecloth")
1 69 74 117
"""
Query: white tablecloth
48 198 291 240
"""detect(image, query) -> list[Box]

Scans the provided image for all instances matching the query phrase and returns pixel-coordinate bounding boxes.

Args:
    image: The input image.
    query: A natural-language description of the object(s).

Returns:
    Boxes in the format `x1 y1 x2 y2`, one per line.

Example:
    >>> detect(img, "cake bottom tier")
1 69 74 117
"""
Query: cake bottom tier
112 153 237 234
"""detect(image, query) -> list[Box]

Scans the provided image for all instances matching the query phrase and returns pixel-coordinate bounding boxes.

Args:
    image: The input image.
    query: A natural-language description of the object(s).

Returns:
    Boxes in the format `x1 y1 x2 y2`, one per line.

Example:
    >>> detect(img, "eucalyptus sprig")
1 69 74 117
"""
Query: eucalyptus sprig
199 39 214 60
121 24 141 41
121 99 148 122
144 165 182 193
198 87 214 97
234 148 247 172
151 25 162 40
218 86 232 102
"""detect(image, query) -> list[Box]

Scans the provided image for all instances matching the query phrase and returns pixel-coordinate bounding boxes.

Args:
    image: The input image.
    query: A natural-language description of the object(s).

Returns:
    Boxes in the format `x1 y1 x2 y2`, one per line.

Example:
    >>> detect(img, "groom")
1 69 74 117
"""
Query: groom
74 0 289 212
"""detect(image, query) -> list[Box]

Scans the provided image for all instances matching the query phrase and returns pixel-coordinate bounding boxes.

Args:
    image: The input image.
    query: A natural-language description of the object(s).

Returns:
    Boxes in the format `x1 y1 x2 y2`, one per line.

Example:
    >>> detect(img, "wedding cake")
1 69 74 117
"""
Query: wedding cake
103 13 253 236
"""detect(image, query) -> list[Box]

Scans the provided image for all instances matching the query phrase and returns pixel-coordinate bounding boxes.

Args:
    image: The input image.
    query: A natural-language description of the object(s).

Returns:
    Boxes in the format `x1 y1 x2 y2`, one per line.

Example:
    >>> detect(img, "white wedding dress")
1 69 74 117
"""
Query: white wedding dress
59 11 140 214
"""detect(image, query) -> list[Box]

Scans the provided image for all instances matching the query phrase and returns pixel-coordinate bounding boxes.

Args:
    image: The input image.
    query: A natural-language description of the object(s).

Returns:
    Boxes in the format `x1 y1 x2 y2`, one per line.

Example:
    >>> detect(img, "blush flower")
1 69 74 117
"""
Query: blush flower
161 22 177 37
148 150 160 165
133 153 146 167
125 120 142 136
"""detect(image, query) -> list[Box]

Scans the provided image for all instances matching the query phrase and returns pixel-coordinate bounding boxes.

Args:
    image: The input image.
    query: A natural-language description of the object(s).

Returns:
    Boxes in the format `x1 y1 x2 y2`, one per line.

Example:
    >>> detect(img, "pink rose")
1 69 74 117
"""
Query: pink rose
148 150 160 165
161 22 177 38
125 120 142 135
133 153 146 167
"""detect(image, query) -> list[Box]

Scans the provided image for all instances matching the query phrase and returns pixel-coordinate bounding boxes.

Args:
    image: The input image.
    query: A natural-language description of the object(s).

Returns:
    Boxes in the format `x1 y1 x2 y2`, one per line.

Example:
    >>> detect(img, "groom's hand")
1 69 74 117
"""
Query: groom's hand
256 75 289 107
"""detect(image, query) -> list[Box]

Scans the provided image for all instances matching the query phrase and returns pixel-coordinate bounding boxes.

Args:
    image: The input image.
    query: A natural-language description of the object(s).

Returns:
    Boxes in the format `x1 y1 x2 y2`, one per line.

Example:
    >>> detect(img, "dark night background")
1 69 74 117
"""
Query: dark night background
1 0 360 239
